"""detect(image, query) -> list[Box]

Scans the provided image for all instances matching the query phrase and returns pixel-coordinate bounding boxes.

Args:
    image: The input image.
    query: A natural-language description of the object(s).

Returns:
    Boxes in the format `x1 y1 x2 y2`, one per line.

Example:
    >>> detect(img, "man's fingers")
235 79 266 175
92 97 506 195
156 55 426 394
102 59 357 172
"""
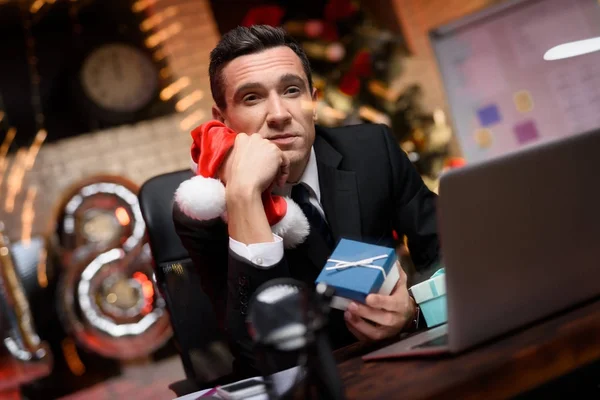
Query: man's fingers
364 291 405 313
345 318 369 341
347 301 403 327
277 153 290 186
344 311 391 341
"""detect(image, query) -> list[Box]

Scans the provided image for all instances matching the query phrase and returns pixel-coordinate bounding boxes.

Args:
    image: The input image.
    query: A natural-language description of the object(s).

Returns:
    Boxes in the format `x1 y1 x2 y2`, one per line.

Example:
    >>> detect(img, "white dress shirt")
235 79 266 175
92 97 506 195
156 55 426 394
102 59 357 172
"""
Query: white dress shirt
229 147 325 267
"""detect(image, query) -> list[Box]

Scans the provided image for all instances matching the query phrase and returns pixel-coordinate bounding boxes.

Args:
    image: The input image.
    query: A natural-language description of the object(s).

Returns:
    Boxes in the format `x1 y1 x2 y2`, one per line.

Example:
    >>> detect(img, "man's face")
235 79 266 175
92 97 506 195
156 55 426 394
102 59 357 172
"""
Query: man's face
214 46 317 181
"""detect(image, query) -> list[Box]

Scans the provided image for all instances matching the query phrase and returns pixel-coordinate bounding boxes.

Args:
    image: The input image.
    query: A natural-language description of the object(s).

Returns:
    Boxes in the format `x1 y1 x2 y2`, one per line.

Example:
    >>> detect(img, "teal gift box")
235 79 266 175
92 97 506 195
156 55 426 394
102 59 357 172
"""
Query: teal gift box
315 239 400 311
409 268 447 327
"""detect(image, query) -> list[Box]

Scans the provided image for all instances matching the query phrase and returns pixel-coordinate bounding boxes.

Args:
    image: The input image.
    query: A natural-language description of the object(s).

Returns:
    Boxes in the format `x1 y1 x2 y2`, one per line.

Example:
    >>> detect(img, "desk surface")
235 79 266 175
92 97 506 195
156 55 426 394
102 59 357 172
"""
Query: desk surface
334 297 600 399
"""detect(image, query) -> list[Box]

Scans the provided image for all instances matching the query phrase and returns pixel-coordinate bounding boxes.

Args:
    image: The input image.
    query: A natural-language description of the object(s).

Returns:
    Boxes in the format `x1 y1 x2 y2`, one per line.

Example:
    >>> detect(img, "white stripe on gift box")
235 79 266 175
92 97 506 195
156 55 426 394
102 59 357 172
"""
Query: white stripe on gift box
409 274 447 304
329 261 400 311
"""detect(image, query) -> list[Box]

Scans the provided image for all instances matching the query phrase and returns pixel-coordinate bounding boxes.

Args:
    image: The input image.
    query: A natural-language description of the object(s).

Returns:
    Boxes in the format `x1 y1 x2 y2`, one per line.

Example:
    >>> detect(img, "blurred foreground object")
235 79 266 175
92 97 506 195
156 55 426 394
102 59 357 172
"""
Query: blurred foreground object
0 222 52 394
248 278 344 400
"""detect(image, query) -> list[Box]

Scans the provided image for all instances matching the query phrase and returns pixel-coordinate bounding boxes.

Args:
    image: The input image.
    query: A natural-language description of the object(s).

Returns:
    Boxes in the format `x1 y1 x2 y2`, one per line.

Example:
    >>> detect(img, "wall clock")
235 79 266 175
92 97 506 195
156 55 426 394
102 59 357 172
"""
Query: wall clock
79 43 158 116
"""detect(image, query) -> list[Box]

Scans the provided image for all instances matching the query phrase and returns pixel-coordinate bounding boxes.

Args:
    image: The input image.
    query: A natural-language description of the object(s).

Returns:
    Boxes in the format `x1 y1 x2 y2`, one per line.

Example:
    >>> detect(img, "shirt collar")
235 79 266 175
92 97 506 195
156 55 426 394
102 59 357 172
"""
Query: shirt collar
275 147 321 202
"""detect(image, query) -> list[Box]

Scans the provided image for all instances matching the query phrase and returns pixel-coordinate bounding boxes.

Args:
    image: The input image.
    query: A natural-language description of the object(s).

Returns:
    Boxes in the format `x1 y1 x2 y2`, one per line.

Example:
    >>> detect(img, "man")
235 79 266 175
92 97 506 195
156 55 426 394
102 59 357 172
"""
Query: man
173 25 440 377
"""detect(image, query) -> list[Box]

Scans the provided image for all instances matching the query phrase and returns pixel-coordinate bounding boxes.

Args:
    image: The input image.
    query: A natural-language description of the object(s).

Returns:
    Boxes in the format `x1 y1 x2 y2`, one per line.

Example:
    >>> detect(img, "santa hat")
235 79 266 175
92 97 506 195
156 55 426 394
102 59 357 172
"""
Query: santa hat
174 120 309 248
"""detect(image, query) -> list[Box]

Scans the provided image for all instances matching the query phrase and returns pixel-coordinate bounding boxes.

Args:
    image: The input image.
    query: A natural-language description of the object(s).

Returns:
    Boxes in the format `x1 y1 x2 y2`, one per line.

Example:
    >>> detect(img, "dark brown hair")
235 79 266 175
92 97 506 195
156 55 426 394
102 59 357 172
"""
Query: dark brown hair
209 25 313 109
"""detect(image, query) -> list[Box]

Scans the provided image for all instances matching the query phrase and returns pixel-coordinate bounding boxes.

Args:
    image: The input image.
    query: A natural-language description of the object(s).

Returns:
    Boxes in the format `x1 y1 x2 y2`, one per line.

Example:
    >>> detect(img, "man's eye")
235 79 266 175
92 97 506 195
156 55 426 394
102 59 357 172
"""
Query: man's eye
243 94 258 102
285 87 301 95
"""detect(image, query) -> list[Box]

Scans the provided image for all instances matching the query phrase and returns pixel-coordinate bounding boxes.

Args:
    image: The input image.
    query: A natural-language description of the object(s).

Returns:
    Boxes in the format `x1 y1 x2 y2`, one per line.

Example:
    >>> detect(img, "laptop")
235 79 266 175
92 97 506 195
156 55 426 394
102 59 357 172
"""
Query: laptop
364 128 600 360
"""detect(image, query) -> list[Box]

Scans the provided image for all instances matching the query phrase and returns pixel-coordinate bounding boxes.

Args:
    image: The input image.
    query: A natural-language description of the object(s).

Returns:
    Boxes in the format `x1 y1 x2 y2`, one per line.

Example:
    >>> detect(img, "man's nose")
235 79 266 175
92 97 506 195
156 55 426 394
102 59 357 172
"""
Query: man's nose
266 95 292 130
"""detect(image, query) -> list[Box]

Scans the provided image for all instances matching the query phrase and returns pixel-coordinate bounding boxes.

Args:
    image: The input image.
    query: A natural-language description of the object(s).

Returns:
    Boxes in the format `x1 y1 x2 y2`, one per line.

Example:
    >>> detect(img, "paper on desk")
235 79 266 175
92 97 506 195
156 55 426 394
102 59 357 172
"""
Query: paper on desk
174 366 303 400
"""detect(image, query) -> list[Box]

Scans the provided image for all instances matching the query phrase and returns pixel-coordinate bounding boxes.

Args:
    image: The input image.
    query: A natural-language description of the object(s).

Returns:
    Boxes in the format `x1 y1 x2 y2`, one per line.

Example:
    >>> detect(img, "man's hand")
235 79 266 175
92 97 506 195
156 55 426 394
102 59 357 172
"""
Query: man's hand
222 133 290 194
344 261 416 341
221 133 290 245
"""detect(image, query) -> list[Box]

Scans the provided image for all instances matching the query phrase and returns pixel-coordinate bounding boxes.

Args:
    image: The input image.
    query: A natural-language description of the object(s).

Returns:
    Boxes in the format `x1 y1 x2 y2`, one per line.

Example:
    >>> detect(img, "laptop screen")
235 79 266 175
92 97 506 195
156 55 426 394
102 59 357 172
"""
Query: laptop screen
430 0 600 163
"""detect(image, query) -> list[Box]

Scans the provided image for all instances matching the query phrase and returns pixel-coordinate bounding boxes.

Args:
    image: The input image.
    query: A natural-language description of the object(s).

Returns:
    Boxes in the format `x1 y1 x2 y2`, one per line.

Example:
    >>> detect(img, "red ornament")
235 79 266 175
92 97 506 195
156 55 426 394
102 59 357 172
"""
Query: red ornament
338 51 372 96
445 157 467 169
352 50 372 77
338 72 360 96
321 22 339 42
241 5 285 27
325 0 358 22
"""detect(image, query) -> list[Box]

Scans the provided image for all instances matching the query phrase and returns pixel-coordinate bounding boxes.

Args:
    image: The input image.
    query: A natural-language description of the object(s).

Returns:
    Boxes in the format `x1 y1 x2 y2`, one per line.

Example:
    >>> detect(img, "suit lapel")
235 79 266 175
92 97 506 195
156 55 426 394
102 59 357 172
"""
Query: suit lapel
314 133 362 243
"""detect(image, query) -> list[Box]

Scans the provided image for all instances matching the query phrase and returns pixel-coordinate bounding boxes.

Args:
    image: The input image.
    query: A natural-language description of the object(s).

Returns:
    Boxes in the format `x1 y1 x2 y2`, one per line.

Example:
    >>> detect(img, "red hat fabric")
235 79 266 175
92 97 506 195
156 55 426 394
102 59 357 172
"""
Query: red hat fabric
190 120 288 227
190 120 236 179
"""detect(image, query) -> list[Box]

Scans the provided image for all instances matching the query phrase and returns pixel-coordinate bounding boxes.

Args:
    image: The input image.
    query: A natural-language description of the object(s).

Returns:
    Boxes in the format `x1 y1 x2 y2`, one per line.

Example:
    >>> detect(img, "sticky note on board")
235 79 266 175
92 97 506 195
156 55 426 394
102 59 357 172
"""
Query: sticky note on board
474 128 493 149
514 120 539 144
477 104 502 127
513 90 534 113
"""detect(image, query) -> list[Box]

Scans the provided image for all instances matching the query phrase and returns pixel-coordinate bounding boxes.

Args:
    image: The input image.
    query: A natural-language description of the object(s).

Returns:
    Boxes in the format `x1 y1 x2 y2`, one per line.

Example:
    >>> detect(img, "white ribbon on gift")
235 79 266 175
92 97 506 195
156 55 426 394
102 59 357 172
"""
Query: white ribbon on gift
325 254 389 279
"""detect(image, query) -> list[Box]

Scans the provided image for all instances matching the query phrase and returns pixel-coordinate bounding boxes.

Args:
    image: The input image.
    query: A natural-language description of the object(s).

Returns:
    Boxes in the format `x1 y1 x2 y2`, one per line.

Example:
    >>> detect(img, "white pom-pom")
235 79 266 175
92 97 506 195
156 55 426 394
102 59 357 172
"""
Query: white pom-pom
174 176 226 221
271 198 310 248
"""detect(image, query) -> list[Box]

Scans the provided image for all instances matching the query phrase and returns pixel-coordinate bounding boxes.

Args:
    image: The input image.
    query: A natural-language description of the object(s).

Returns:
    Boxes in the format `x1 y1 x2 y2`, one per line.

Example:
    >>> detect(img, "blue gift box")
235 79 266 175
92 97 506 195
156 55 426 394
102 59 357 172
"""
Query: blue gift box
315 239 399 311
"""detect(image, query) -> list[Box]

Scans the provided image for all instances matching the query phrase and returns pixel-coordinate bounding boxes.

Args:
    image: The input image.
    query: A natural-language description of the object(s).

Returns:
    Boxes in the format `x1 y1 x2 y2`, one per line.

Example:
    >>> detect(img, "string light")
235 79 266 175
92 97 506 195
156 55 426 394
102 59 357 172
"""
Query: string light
24 128 47 170
140 6 178 32
160 77 190 101
4 149 27 213
144 22 182 48
1 4 48 220
21 2 46 136
134 0 199 135
175 90 204 112
20 186 37 245
0 127 17 189
29 0 46 14
132 0 159 13
179 109 205 131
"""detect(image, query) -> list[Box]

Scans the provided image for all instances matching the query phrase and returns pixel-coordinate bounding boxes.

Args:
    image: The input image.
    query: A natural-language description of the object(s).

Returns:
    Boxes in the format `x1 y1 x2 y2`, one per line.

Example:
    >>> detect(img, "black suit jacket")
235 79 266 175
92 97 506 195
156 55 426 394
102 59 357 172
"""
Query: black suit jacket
173 123 440 377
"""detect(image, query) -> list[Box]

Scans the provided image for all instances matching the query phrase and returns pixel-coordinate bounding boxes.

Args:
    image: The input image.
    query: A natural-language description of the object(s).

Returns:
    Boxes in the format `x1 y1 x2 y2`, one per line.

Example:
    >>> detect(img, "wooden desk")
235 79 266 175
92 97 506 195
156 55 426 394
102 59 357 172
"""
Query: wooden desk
334 297 600 399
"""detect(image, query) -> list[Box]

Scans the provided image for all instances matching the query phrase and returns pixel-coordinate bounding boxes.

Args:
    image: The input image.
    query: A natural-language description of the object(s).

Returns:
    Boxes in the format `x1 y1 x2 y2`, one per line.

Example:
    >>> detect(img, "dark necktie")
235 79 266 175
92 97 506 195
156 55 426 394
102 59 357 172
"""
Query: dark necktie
291 183 334 249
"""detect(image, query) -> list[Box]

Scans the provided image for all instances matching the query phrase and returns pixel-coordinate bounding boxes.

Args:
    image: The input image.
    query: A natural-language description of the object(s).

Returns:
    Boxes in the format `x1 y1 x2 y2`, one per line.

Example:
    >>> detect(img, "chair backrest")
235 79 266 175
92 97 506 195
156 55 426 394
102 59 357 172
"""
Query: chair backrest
139 170 232 384
139 170 192 266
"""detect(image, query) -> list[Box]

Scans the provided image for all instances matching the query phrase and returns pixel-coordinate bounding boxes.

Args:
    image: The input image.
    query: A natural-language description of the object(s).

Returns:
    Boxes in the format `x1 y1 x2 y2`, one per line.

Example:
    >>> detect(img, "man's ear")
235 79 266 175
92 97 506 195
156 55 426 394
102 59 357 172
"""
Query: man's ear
212 105 226 123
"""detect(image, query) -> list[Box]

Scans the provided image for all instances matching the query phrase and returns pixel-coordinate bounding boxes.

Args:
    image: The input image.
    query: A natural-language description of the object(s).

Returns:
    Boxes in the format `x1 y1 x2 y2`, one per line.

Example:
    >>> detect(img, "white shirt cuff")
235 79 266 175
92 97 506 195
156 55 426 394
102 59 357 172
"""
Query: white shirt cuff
229 234 284 268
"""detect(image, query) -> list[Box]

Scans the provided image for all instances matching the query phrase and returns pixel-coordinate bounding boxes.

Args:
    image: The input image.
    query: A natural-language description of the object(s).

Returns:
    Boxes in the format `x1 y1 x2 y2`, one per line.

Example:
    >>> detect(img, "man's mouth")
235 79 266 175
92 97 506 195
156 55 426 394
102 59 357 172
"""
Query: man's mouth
269 133 296 140
269 134 298 145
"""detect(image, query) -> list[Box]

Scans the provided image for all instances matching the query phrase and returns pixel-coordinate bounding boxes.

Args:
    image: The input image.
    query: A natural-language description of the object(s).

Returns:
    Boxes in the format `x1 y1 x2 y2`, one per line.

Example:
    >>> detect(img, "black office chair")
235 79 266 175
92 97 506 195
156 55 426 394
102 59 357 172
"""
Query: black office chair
138 170 234 396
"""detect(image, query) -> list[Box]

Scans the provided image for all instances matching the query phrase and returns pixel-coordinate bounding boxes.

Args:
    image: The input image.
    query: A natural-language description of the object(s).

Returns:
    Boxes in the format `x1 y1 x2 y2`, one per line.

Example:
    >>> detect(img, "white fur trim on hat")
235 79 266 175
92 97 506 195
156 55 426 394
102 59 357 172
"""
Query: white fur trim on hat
271 198 310 248
174 176 226 221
